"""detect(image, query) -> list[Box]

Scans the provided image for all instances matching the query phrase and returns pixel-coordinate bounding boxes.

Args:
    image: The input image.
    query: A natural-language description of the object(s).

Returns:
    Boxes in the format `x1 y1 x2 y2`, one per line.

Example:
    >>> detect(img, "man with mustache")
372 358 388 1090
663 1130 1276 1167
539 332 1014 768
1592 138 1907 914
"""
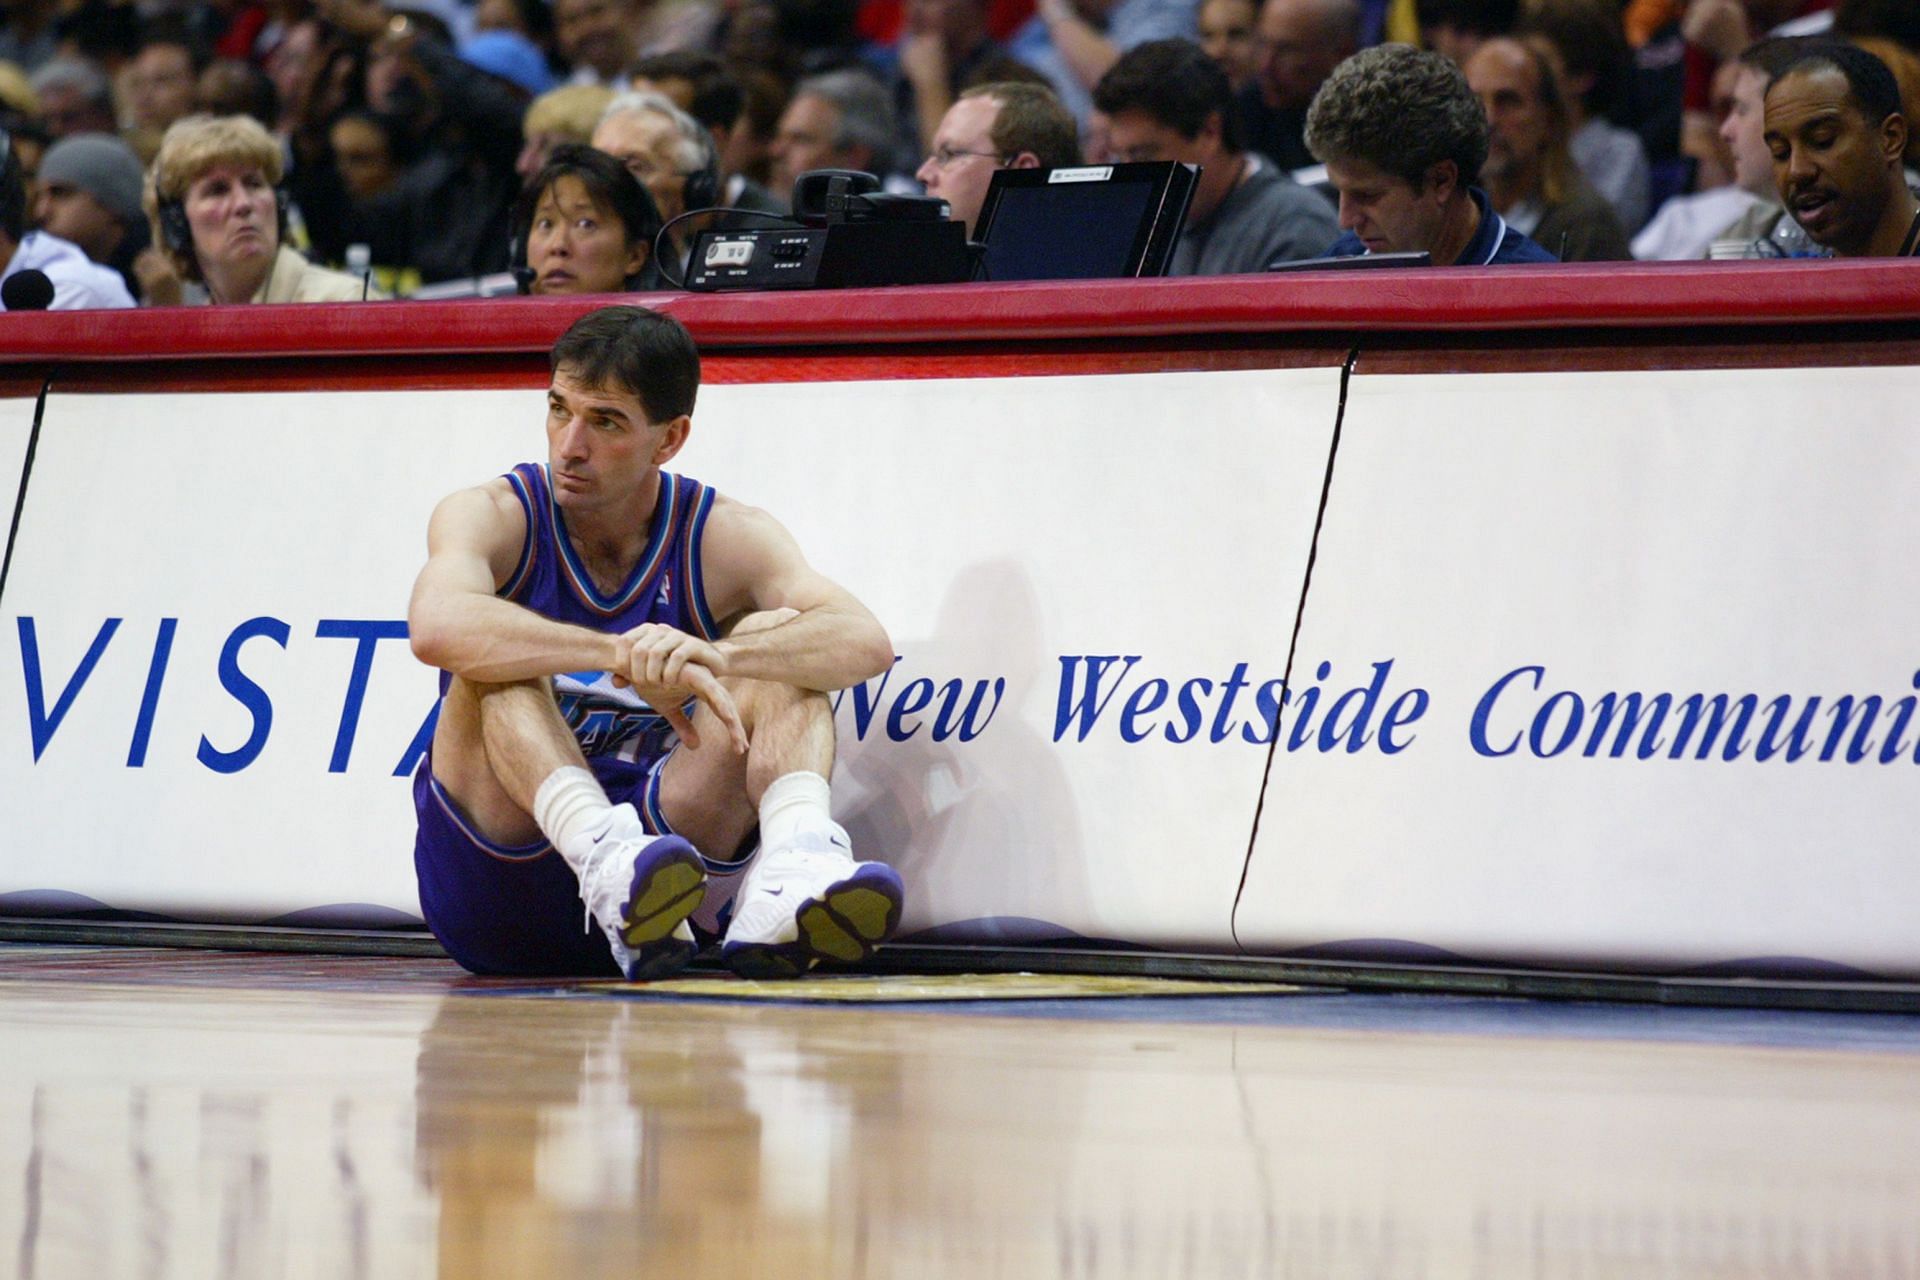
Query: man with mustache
1763 41 1919 257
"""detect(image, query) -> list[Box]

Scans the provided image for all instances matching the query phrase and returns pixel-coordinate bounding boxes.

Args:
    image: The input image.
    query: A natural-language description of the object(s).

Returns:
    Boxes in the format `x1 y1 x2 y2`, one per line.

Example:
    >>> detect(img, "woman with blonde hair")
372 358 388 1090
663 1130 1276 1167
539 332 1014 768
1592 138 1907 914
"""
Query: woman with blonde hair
141 113 374 304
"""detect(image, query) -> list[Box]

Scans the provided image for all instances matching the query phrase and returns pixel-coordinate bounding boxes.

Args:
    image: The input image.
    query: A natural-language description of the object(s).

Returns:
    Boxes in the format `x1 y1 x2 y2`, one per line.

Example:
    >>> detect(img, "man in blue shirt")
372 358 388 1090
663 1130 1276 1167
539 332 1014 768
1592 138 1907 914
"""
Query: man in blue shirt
1302 43 1557 264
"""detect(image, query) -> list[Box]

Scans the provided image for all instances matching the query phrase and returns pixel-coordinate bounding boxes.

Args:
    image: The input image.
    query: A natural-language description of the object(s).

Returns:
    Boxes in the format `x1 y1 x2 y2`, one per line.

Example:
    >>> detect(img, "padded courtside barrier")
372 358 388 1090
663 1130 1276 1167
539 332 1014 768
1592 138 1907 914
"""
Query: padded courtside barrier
2 262 1918 975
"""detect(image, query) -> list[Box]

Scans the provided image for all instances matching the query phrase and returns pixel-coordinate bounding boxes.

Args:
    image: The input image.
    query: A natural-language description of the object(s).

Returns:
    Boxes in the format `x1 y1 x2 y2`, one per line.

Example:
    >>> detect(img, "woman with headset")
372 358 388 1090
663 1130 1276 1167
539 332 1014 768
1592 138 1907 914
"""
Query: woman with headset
510 144 664 296
141 114 375 305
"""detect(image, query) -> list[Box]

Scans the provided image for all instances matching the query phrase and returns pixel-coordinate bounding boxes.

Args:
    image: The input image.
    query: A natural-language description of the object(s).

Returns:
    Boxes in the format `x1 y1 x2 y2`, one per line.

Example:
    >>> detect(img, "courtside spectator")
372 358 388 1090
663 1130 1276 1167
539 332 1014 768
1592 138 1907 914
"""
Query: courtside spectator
592 90 714 266
1763 40 1919 256
1466 37 1630 258
1 124 133 307
125 21 206 155
628 51 787 219
519 83 615 182
1307 42 1557 262
1240 0 1358 172
1095 39 1337 270
510 143 664 292
1643 36 1813 258
1198 0 1261 95
917 79 1080 233
31 131 149 297
141 114 373 304
28 58 115 138
769 68 905 199
1521 0 1654 230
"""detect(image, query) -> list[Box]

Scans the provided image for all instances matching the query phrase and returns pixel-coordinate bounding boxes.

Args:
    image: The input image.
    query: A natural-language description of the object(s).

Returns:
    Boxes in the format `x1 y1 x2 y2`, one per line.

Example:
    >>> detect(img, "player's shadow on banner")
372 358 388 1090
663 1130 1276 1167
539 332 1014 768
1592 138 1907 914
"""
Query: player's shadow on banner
834 558 1088 943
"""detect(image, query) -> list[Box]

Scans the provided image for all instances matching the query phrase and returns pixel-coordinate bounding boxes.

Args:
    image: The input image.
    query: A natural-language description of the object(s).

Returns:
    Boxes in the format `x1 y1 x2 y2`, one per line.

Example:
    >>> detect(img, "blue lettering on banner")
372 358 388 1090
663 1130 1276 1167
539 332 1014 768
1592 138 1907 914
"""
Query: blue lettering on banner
15 615 1920 772
1470 665 1920 764
1049 655 1428 752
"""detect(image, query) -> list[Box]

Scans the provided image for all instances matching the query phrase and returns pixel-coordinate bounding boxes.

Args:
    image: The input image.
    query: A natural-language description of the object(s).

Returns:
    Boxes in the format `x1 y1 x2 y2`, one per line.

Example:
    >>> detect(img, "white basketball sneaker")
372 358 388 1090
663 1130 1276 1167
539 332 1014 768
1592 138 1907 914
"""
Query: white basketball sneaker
573 811 707 981
720 825 904 979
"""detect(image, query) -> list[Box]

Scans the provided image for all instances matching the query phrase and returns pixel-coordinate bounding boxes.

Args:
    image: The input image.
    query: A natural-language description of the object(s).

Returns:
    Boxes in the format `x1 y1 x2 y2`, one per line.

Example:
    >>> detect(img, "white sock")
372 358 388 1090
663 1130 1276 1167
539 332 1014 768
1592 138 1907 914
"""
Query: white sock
533 766 621 870
758 770 841 854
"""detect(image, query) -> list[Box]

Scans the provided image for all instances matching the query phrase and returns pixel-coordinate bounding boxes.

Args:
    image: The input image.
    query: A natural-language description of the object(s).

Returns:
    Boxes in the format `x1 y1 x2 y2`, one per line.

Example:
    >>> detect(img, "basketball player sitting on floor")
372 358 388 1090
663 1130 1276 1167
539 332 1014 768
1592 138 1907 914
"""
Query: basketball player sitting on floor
407 305 903 980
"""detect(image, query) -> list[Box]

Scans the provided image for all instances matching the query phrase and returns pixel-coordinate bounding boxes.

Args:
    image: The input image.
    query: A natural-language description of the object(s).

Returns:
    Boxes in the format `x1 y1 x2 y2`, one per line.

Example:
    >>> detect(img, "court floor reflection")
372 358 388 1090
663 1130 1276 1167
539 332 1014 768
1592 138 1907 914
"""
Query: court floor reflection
2 959 1919 1278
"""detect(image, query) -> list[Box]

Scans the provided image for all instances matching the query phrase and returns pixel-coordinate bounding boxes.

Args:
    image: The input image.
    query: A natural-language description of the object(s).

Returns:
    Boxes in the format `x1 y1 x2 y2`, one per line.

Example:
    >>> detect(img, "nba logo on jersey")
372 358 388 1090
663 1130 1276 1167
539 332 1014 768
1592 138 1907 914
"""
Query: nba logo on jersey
657 574 672 607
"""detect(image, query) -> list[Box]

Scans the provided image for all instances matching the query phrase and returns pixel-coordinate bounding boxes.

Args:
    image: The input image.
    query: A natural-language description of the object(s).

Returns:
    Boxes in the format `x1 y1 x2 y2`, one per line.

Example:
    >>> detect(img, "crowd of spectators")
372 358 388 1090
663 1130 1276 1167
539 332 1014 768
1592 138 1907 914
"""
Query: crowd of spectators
1 0 1917 307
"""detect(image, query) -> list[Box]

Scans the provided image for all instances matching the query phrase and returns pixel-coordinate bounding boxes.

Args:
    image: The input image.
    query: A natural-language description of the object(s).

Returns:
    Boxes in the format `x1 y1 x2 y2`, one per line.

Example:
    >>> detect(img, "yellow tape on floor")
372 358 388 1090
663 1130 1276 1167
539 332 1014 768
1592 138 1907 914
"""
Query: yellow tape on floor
590 972 1310 1002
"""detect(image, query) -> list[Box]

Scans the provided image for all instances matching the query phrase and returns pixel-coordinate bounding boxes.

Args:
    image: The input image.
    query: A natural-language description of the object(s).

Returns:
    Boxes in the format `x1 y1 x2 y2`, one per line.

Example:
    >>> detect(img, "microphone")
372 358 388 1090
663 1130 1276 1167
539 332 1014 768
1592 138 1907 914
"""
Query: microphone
1 269 54 311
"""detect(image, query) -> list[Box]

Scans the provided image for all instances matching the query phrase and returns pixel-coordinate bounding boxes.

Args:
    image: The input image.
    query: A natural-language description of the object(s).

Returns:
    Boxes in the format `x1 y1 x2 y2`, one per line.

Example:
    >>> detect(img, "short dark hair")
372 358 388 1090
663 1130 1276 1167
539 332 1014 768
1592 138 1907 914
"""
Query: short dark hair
1518 0 1628 118
629 51 745 130
1093 38 1241 153
1306 43 1488 188
513 142 664 278
551 306 701 423
1768 40 1903 125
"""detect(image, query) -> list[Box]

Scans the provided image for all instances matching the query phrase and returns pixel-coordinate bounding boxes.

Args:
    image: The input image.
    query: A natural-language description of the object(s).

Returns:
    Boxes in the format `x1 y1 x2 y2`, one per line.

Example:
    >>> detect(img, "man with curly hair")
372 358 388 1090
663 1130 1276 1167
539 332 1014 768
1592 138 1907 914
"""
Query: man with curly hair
1305 42 1558 263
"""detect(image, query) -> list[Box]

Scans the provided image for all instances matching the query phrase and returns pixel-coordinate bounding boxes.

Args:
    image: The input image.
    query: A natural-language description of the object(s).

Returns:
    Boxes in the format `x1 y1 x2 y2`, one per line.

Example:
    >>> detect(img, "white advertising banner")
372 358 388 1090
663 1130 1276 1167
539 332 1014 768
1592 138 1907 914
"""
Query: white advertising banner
0 368 1339 942
0 396 32 530
1235 366 1920 976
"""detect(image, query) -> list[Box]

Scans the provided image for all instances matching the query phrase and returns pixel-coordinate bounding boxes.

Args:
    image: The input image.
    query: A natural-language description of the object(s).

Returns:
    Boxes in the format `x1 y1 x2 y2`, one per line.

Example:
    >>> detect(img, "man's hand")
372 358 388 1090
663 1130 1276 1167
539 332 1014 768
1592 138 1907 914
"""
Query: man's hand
900 31 949 91
612 624 748 754
1682 0 1749 63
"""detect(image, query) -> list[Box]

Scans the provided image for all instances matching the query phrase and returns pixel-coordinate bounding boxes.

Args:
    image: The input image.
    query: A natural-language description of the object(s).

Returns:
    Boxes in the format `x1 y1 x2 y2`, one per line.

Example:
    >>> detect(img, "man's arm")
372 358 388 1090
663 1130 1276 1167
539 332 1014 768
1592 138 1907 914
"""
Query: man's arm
406 482 622 683
701 499 894 692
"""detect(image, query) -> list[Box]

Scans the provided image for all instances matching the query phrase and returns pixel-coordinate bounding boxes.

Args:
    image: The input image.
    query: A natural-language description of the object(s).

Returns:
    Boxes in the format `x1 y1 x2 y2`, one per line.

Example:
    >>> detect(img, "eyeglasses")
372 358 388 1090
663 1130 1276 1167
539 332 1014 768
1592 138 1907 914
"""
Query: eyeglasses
925 146 1006 169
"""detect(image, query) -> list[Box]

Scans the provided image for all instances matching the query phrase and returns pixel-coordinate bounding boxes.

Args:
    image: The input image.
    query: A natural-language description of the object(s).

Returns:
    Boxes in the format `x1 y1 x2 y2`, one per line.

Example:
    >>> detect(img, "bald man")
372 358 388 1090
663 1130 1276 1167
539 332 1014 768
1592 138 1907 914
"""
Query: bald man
1238 0 1360 171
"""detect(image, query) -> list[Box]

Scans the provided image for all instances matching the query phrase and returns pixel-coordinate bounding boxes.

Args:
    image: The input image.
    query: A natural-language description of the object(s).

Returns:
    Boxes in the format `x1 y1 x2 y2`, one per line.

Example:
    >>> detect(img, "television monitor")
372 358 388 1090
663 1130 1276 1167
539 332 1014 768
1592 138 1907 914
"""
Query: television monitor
973 161 1197 283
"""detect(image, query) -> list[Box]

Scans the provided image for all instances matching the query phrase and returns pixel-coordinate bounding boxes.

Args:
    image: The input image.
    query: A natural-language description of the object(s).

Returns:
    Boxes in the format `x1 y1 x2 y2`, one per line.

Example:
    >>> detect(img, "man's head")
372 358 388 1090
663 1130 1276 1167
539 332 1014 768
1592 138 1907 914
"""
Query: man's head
196 58 279 125
1199 0 1260 93
555 0 640 82
1095 39 1242 223
1764 41 1909 256
1254 0 1359 111
1719 37 1812 197
769 69 898 199
546 306 700 506
917 81 1078 234
1306 43 1488 254
594 91 715 228
29 58 116 138
128 25 204 132
31 131 145 261
1465 37 1569 203
1416 0 1518 65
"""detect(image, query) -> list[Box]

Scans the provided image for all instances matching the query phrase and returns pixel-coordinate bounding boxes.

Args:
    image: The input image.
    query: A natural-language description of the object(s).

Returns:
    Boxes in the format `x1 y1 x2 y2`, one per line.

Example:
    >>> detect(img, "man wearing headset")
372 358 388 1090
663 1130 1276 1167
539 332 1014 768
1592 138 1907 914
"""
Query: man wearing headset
592 91 722 276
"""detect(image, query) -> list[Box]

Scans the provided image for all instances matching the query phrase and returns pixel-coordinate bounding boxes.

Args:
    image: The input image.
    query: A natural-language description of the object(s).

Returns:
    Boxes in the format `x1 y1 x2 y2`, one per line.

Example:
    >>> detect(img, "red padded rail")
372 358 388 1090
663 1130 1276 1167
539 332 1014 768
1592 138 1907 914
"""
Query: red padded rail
3 259 1919 362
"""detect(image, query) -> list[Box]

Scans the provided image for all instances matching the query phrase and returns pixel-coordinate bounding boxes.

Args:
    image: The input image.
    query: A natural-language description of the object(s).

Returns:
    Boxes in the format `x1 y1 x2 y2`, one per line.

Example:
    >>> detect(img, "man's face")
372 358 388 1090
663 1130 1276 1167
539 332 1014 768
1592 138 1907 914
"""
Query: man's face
915 95 1004 234
330 117 398 200
1765 65 1904 255
770 93 848 198
1466 41 1550 193
32 181 122 259
556 0 637 79
1199 0 1259 91
545 365 667 513
129 44 197 130
1256 0 1352 111
1716 64 1776 196
593 110 692 224
1325 155 1445 255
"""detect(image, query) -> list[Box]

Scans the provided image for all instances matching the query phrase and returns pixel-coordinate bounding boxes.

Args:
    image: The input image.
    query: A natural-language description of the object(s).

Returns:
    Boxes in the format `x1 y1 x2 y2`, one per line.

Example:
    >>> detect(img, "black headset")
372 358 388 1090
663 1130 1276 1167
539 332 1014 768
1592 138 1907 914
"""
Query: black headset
681 125 721 215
